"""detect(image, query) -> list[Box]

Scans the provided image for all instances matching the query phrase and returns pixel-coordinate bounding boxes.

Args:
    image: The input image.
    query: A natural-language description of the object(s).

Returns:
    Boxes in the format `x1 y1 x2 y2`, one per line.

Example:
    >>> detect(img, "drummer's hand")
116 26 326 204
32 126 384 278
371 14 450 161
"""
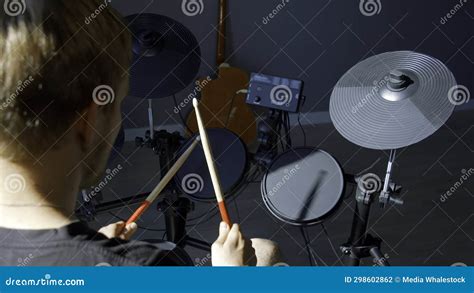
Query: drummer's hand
98 221 138 240
250 238 282 266
212 222 255 266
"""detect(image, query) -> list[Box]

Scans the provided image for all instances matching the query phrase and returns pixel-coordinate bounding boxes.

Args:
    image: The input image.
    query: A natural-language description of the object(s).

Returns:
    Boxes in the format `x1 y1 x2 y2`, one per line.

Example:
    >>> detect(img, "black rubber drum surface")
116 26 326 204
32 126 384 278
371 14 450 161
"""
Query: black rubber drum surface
175 129 247 201
262 148 345 226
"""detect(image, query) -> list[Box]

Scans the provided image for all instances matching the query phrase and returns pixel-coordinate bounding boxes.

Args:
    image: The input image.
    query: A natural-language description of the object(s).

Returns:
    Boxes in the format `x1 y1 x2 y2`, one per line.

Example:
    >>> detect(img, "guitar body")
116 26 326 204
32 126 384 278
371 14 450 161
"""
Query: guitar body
186 66 256 145
185 0 257 146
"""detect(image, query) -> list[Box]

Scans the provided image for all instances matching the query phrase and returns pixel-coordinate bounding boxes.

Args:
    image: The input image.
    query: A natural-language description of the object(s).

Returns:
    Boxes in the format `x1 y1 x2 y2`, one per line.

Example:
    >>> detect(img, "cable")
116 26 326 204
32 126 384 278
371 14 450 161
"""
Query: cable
277 111 286 151
300 227 317 266
303 226 331 266
282 112 289 149
297 112 307 147
285 112 292 147
282 112 287 148
295 95 308 147
321 223 344 265
282 115 286 149
186 203 217 221
186 207 219 227
247 166 262 183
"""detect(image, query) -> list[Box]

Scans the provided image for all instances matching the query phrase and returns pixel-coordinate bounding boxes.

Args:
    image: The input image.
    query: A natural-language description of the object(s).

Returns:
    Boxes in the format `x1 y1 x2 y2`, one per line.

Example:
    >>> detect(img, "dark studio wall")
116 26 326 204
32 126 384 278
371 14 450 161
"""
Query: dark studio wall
111 0 474 130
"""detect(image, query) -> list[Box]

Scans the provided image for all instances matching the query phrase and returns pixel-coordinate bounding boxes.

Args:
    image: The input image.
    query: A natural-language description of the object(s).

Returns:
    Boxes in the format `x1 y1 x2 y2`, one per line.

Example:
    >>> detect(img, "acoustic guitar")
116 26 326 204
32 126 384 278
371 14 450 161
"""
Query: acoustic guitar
186 0 257 146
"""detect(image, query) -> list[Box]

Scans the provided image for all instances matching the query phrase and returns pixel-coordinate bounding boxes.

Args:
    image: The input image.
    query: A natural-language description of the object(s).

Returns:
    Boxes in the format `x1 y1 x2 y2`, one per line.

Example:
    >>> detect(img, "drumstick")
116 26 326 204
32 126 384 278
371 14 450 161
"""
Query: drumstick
192 98 232 226
125 137 200 226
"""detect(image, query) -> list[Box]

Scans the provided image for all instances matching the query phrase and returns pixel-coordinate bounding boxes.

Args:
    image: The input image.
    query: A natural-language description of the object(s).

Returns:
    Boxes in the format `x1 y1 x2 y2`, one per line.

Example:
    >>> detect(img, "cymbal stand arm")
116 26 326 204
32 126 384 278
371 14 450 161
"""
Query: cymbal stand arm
379 149 404 208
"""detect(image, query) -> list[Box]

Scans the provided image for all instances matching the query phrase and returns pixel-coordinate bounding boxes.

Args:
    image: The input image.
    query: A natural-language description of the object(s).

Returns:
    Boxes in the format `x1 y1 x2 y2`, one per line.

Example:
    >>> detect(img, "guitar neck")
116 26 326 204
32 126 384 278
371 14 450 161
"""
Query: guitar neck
216 0 227 65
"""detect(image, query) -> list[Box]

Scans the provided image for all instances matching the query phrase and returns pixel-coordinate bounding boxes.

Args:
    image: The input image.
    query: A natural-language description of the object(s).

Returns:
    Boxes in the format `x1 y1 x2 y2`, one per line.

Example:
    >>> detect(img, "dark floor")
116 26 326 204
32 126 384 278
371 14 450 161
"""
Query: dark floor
84 109 473 266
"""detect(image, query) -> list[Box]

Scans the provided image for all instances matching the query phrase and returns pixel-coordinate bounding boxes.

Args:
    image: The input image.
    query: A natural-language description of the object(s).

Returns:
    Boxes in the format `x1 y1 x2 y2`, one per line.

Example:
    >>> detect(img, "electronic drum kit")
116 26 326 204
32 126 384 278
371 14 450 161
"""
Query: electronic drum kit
79 13 461 266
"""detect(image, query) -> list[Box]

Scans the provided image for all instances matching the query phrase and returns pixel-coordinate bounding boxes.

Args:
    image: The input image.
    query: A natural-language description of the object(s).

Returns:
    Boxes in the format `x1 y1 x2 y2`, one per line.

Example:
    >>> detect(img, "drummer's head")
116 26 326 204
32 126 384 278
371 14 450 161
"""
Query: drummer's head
0 1 131 187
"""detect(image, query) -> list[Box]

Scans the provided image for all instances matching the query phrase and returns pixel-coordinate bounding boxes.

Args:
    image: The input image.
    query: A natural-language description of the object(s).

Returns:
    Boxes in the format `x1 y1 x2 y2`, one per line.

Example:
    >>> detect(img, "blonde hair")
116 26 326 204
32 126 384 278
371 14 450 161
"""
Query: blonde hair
0 0 131 161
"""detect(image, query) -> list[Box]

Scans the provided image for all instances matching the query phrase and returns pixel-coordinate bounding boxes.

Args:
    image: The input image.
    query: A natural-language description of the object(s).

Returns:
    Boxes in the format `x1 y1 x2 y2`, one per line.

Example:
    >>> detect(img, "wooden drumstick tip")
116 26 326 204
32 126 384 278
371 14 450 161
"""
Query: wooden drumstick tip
192 98 199 107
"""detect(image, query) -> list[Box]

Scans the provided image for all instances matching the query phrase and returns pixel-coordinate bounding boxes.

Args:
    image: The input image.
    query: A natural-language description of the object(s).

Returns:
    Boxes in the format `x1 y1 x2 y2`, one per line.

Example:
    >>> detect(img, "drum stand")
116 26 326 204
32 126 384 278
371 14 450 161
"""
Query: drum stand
137 129 212 252
341 150 403 266
254 110 289 168
157 197 211 251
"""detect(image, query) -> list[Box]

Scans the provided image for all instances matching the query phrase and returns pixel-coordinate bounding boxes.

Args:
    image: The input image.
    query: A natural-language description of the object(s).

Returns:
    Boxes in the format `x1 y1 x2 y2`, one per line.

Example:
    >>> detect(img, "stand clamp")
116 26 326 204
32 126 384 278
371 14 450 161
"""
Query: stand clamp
341 176 389 266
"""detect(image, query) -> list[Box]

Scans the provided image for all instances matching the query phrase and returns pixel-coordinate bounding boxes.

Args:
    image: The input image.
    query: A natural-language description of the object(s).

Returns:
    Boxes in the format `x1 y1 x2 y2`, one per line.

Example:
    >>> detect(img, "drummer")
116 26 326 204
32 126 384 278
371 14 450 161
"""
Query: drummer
0 0 279 266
